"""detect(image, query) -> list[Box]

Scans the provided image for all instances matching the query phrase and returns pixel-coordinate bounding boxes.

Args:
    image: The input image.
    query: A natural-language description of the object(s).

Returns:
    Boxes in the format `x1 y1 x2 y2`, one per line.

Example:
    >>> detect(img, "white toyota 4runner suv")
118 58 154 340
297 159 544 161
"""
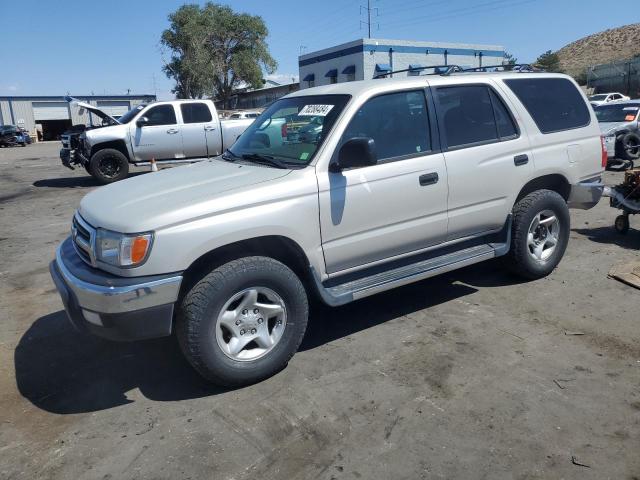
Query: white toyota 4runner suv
50 72 605 386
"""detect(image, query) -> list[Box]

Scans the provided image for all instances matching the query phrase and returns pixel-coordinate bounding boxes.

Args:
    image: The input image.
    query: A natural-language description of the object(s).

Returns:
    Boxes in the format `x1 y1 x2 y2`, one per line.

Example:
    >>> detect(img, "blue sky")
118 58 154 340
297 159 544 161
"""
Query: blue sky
1 0 635 99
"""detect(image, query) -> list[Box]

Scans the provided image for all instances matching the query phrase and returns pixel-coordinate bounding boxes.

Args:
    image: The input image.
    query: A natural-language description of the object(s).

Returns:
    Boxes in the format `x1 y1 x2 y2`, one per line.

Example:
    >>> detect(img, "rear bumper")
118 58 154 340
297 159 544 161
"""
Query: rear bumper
49 237 183 341
567 177 604 210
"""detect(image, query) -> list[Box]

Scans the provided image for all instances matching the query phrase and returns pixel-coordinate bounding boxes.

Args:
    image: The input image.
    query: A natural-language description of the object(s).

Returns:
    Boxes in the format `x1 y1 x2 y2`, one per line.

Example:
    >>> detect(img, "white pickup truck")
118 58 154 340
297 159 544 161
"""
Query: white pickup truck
60 99 253 183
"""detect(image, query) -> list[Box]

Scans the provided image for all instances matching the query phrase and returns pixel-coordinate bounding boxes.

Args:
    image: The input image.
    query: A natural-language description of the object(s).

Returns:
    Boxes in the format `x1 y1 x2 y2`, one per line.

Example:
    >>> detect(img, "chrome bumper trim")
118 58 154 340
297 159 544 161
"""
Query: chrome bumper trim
54 244 182 314
567 178 604 210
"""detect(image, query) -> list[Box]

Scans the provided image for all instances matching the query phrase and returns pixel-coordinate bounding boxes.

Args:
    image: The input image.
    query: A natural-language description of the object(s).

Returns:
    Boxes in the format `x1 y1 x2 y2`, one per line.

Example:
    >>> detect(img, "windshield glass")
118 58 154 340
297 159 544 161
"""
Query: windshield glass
117 104 147 124
595 103 640 123
229 94 351 167
589 94 608 101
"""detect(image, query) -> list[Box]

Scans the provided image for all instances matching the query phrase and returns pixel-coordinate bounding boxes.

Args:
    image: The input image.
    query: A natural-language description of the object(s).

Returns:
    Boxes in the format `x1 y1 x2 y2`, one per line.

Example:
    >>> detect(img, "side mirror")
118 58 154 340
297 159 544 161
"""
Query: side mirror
136 116 150 128
330 137 377 172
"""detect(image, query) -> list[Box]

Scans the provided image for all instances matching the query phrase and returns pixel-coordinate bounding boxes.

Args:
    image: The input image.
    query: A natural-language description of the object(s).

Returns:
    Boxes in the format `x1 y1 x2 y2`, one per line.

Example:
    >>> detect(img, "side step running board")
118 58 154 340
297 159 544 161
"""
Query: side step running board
312 235 510 307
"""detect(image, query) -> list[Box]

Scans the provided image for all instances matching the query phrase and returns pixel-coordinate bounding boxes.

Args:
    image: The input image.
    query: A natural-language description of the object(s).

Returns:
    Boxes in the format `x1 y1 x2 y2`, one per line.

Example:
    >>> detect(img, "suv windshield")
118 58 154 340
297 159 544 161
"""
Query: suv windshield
117 104 147 124
595 103 640 123
228 94 350 167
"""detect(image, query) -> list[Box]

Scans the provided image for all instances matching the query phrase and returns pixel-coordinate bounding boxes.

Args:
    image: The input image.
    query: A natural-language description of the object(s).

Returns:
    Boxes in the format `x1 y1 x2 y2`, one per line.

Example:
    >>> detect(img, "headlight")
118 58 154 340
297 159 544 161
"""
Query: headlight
95 229 153 267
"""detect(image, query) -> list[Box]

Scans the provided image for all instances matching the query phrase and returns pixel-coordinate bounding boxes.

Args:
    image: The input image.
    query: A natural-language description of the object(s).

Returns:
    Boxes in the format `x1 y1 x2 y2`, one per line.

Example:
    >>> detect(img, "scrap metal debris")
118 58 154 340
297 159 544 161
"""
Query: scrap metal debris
571 456 591 468
609 261 640 290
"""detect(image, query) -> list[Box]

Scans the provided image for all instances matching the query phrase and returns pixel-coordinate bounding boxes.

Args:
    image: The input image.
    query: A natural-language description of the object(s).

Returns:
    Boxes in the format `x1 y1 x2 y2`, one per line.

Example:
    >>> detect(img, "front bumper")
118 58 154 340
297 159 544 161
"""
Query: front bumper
567 177 604 210
49 237 183 341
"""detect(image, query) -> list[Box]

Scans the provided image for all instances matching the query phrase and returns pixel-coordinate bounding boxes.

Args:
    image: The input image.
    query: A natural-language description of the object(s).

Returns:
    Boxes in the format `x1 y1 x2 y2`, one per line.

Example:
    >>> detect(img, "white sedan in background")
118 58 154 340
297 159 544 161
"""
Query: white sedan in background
589 92 630 107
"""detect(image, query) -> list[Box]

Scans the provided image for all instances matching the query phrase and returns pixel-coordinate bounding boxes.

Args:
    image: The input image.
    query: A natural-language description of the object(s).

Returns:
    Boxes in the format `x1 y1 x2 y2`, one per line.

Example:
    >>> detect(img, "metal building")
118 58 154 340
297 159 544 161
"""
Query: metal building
299 38 505 89
587 57 640 98
0 94 155 141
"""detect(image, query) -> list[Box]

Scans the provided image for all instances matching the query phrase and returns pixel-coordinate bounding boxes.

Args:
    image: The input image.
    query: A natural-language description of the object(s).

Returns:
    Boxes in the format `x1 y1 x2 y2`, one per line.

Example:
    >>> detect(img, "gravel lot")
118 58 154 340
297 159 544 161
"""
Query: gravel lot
1 143 639 480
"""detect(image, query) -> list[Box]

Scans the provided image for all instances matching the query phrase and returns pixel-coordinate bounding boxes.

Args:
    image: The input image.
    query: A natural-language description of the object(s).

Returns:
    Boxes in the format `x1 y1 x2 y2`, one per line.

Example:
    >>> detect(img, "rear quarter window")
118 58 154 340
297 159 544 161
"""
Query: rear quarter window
504 78 590 134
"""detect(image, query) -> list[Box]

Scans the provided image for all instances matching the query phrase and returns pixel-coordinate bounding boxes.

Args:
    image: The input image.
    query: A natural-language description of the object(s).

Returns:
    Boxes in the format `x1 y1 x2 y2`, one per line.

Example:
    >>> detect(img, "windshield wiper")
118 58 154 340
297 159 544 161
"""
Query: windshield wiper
221 149 239 162
241 153 289 169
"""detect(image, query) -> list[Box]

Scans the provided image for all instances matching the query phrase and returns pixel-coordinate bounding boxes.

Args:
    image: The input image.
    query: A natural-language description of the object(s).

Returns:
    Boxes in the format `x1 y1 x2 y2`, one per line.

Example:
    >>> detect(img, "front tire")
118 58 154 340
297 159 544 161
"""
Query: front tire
89 148 129 184
506 190 570 280
616 132 640 161
177 256 309 386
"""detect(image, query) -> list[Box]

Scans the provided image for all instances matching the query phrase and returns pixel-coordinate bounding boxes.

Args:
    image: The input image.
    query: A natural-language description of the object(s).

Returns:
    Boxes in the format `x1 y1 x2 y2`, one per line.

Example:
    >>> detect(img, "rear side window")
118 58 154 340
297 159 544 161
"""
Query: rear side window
181 103 212 124
341 90 431 162
435 85 518 149
504 78 590 133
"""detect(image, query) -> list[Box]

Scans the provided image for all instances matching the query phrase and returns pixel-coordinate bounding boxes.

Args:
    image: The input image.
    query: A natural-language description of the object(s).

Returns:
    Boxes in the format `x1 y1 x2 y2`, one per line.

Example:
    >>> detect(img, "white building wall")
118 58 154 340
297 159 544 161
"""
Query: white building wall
299 38 505 89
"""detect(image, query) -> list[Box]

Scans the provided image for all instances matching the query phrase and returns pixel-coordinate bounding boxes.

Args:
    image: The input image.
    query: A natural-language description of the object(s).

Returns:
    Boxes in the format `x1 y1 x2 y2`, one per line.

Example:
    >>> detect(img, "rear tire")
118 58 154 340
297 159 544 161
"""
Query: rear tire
506 190 570 280
615 215 630 234
177 256 309 386
89 148 129 184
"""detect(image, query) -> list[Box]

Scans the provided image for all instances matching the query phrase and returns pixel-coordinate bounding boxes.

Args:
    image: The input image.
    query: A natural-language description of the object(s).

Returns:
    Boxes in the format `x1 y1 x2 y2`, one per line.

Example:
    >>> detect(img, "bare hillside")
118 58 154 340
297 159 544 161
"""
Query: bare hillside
556 23 640 75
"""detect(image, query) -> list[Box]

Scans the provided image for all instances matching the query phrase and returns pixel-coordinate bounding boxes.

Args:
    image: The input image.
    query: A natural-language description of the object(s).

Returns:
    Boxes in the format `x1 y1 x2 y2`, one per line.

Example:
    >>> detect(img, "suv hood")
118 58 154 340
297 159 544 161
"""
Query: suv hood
65 96 120 125
79 159 292 232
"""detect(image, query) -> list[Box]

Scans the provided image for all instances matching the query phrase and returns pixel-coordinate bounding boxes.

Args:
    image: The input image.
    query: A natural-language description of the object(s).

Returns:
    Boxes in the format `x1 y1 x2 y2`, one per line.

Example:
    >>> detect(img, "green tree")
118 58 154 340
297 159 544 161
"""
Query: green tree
535 50 563 73
161 3 277 106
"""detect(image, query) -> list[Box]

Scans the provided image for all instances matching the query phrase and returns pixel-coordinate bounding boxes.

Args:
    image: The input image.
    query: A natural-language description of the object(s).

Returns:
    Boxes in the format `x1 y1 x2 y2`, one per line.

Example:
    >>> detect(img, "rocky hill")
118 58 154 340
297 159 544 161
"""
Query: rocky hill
556 23 640 76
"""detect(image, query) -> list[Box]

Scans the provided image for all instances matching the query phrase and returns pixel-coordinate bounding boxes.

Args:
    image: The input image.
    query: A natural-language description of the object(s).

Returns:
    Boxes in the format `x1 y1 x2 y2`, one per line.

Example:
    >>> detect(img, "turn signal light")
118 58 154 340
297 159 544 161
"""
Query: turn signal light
130 236 150 264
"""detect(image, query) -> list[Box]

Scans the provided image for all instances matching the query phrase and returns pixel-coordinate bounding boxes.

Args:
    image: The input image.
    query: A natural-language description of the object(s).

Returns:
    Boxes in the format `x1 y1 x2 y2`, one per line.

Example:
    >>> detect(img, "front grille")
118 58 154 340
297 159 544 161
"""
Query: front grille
72 213 96 266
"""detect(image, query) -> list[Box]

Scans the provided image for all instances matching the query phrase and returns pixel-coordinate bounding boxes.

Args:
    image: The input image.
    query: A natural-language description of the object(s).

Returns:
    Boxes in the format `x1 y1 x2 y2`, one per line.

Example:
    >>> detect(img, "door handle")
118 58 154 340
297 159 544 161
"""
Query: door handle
419 172 439 186
166 128 179 134
514 154 529 166
204 125 216 131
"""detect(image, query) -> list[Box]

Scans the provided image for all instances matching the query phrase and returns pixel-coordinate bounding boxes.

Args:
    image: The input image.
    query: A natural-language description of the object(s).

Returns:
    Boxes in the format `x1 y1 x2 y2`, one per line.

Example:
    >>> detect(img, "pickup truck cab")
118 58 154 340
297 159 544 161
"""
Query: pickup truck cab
50 71 605 386
62 99 253 183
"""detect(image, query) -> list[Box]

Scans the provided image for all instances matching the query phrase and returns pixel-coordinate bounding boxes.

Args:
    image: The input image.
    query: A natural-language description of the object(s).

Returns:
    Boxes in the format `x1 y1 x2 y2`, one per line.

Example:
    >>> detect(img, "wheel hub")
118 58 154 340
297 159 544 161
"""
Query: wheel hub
215 287 286 361
527 209 560 263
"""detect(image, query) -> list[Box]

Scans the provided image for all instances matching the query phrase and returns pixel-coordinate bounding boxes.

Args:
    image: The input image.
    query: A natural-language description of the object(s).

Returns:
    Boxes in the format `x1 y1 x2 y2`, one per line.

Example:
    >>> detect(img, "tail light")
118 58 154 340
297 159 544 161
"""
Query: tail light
600 136 608 168
281 123 288 138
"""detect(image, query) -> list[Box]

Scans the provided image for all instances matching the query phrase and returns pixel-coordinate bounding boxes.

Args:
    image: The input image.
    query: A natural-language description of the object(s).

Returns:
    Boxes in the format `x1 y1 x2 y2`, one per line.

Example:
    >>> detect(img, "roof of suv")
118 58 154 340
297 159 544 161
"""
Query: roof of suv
287 72 572 98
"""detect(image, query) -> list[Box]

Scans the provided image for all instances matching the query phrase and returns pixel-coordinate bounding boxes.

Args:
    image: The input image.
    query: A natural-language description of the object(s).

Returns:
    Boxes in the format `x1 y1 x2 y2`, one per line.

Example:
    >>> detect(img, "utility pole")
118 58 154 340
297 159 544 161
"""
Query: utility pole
360 0 378 38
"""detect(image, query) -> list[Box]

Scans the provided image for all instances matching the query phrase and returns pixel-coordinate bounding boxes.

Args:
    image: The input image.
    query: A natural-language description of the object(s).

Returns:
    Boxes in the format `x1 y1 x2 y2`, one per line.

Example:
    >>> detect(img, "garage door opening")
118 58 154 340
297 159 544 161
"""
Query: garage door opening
37 120 72 141
32 101 72 141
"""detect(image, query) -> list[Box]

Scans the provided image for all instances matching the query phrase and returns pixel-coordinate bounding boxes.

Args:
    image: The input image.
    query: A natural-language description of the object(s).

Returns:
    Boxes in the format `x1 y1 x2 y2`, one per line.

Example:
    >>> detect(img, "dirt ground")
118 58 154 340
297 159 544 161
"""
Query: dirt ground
1 143 639 480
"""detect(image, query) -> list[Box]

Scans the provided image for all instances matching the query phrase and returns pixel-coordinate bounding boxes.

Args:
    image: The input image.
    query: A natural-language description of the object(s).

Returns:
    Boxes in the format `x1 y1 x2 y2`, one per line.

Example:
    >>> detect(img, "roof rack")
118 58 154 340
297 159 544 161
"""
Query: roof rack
461 64 544 73
373 65 463 79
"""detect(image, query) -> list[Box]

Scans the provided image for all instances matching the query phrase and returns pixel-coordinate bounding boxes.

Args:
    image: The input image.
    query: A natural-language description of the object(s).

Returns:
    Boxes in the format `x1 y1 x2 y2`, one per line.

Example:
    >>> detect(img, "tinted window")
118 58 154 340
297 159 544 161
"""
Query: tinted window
504 78 590 133
181 103 212 123
595 103 640 122
145 105 176 126
436 85 498 148
489 89 518 139
341 90 430 161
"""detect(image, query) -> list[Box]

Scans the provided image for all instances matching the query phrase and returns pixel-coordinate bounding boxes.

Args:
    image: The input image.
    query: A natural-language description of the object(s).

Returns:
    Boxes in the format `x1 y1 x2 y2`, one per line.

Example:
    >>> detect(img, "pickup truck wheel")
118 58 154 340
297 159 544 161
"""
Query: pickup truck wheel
506 189 570 280
177 256 308 386
89 148 129 184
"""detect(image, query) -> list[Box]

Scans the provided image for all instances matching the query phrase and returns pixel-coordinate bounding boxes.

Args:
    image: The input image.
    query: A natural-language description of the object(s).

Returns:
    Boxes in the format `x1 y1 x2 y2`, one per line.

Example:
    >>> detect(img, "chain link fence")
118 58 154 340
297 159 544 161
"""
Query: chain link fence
587 57 640 98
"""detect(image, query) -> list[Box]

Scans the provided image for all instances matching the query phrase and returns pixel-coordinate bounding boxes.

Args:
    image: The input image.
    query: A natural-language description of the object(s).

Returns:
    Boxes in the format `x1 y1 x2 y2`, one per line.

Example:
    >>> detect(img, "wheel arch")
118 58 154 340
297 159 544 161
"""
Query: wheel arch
90 140 130 161
178 235 315 301
516 174 571 204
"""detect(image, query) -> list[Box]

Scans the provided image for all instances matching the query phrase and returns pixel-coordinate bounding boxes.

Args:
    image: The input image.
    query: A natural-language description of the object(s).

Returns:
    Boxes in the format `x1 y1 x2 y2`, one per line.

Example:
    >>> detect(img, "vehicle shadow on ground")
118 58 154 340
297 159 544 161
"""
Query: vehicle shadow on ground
15 262 521 414
573 226 640 250
33 172 147 189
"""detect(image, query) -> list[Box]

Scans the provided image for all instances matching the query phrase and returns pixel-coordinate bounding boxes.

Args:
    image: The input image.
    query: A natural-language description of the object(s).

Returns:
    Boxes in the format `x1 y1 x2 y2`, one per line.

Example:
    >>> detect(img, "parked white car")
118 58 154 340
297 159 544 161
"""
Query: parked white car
589 92 630 107
61 99 253 184
51 71 604 386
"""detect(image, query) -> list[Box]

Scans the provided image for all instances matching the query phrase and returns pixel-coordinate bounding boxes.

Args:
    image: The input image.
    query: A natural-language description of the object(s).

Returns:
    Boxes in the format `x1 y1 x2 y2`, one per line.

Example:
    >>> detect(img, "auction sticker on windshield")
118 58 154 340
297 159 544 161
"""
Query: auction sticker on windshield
299 105 334 116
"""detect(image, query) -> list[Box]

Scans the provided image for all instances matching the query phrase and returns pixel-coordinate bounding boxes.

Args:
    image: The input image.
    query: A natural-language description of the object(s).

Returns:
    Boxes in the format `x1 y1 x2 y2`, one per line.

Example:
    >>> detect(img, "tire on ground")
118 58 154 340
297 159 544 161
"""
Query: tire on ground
506 189 570 280
616 132 640 161
88 148 129 184
176 256 309 386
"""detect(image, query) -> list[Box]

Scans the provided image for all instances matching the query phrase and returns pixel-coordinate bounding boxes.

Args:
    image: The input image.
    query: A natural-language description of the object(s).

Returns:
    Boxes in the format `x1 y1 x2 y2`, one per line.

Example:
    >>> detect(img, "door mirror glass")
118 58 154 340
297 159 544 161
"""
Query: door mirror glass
136 116 149 128
332 137 377 171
